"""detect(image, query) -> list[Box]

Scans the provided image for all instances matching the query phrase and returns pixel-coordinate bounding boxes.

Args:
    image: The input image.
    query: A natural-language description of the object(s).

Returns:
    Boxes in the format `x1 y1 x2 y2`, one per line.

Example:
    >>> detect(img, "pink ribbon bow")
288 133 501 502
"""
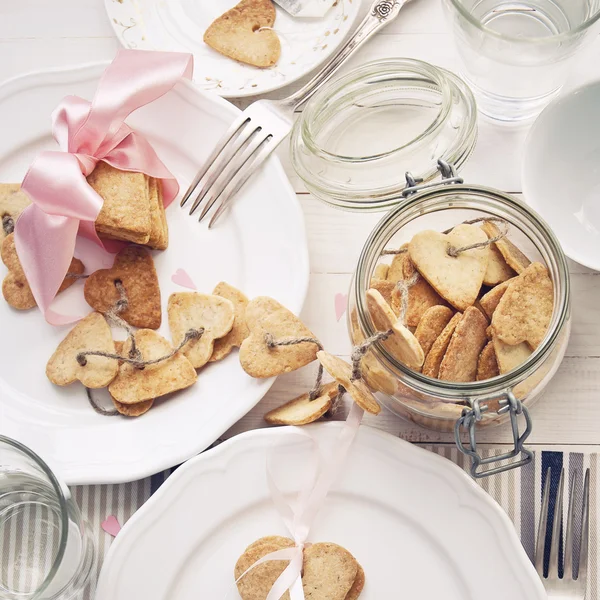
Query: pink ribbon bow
14 49 193 325
234 404 364 599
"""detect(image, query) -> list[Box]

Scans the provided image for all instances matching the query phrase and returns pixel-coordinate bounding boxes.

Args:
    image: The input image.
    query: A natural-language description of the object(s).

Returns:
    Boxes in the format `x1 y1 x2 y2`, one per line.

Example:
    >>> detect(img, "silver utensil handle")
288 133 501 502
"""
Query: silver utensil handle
285 0 408 109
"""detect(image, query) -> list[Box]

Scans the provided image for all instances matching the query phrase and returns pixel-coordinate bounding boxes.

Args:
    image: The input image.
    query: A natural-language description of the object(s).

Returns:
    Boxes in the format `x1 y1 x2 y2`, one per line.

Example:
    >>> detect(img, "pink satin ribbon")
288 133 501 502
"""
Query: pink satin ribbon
14 49 193 325
234 403 365 599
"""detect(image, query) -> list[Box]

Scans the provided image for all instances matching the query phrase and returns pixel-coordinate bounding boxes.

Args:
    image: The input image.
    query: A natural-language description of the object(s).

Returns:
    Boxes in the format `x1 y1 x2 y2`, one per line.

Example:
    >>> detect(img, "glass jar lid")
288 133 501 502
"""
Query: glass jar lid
290 58 478 211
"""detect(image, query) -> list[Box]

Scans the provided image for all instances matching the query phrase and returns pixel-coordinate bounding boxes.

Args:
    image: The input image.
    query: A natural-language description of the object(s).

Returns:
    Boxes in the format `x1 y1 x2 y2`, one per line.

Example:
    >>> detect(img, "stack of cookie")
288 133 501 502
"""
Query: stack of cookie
369 220 554 383
235 537 365 599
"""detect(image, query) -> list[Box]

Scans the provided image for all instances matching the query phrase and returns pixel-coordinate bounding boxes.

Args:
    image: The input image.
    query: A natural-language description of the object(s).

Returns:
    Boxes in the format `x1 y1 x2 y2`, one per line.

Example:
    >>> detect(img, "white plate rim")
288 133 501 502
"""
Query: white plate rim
0 62 310 485
95 422 547 599
103 0 362 98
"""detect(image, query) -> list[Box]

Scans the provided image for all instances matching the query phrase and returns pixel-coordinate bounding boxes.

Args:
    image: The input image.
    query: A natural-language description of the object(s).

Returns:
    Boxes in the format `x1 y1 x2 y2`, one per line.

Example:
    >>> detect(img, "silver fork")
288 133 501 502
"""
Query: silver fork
181 0 411 227
535 467 590 599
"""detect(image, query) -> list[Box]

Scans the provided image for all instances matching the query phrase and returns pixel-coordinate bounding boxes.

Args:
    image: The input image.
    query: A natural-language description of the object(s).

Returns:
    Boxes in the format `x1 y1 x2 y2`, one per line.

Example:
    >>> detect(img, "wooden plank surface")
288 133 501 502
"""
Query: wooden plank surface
1 0 599 452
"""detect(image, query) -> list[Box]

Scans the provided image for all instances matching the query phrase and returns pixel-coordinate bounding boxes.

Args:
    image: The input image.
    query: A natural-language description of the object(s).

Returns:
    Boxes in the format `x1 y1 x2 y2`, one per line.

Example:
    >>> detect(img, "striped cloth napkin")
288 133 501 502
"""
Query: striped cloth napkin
5 447 599 599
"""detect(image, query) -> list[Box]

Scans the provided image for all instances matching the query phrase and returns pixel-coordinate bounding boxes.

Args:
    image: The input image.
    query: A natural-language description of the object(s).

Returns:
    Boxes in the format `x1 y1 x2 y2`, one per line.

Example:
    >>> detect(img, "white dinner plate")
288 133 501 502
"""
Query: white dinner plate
523 80 600 271
95 424 546 600
0 63 309 485
104 0 361 98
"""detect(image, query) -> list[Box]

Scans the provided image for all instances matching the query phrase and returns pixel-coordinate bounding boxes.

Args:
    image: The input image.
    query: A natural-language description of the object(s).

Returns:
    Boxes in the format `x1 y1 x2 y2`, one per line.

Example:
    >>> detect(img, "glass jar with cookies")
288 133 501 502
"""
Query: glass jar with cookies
348 163 571 477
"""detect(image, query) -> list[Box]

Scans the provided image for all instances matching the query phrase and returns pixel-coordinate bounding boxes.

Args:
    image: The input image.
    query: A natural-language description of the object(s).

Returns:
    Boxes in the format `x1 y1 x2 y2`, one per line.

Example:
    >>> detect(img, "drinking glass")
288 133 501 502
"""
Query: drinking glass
0 436 94 599
442 0 600 121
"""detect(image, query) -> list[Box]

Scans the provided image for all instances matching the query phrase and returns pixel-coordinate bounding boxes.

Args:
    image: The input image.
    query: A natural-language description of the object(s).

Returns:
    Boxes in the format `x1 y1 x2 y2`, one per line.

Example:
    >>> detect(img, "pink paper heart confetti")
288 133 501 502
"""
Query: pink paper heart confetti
171 268 197 290
101 515 121 537
334 293 348 322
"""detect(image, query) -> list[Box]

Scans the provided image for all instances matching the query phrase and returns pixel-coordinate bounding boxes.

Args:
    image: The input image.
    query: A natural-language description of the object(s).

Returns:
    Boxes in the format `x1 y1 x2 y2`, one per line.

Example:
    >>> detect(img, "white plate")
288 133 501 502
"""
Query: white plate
523 81 600 271
96 424 546 600
0 63 309 485
104 0 361 98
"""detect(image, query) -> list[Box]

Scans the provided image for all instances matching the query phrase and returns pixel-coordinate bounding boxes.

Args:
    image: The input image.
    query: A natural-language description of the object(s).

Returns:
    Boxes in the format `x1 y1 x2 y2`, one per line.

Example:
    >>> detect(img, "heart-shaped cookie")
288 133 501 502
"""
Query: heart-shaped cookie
210 282 250 362
264 381 340 426
482 221 531 274
84 245 161 329
317 351 380 415
366 289 424 370
204 0 281 68
168 292 235 369
46 312 118 388
0 184 30 241
108 329 197 404
492 262 553 350
408 224 490 311
235 536 295 600
240 297 320 378
303 543 359 600
1 233 84 310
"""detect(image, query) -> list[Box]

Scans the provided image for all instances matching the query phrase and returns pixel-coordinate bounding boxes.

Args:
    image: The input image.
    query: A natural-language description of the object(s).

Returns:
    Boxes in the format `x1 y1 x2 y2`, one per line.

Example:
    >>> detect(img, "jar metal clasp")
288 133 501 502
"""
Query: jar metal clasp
455 392 533 478
402 158 464 197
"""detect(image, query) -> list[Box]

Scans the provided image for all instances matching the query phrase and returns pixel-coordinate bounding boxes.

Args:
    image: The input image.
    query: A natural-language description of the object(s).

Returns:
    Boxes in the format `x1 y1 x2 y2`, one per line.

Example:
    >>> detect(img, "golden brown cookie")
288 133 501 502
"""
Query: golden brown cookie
146 177 168 251
439 307 489 382
482 231 515 286
210 282 250 362
373 263 389 280
89 161 152 245
317 351 381 415
264 382 339 426
46 312 118 388
0 184 30 241
168 292 235 369
492 262 553 350
235 536 294 600
204 0 281 68
112 397 154 417
421 312 462 379
1 233 84 310
84 245 161 329
408 224 490 311
302 543 358 600
369 278 396 308
414 305 455 359
476 341 499 381
108 329 197 404
492 332 532 375
346 564 366 600
479 278 514 320
390 253 448 328
366 289 424 370
481 221 531 274
386 249 407 283
239 297 319 378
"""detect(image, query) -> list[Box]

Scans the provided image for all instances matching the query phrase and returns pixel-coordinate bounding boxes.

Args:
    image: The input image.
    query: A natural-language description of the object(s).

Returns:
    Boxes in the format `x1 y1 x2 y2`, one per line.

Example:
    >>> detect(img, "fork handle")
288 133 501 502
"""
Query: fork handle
284 0 409 109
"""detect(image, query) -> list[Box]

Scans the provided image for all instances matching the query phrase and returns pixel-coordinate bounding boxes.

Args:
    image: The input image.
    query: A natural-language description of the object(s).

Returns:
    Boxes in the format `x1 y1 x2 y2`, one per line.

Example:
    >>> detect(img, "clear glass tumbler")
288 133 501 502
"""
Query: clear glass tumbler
0 436 94 600
442 0 600 121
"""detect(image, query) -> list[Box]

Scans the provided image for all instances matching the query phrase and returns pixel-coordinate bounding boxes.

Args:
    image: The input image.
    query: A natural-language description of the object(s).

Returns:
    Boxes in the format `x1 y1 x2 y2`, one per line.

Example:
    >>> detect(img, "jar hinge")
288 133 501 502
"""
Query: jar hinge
403 159 463 197
454 392 533 478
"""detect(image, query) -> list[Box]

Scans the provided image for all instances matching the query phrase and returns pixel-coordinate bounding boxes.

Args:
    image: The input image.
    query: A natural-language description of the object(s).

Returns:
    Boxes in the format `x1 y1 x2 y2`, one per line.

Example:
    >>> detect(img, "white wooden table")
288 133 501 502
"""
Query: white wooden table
2 0 600 452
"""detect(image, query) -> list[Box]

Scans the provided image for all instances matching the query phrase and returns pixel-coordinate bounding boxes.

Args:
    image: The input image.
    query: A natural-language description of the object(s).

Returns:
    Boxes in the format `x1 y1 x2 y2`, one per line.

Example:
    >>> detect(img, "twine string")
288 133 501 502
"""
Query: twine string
85 387 119 417
350 330 393 382
380 217 509 258
77 328 203 370
395 271 419 325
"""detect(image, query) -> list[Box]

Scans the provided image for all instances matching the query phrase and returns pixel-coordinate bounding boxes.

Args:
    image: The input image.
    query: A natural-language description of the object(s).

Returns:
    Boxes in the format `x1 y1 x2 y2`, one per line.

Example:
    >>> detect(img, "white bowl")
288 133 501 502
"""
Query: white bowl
523 81 600 271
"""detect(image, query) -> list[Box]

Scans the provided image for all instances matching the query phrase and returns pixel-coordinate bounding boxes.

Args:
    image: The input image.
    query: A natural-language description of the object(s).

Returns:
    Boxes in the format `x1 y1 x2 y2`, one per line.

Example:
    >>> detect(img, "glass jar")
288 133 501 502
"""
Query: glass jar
348 174 571 476
290 58 478 211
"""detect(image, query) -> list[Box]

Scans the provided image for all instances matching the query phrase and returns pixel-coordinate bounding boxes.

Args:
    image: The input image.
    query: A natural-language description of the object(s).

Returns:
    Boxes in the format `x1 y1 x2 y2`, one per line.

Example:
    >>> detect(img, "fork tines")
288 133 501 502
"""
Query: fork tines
535 467 590 590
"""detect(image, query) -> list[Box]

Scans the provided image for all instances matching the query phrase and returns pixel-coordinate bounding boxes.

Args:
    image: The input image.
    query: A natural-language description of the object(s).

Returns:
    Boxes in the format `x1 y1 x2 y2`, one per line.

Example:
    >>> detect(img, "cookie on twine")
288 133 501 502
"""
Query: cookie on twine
408 224 490 311
210 282 250 362
366 289 424 370
46 312 118 388
264 381 340 426
168 292 235 369
108 329 197 404
240 297 320 378
317 351 380 415
84 245 161 329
